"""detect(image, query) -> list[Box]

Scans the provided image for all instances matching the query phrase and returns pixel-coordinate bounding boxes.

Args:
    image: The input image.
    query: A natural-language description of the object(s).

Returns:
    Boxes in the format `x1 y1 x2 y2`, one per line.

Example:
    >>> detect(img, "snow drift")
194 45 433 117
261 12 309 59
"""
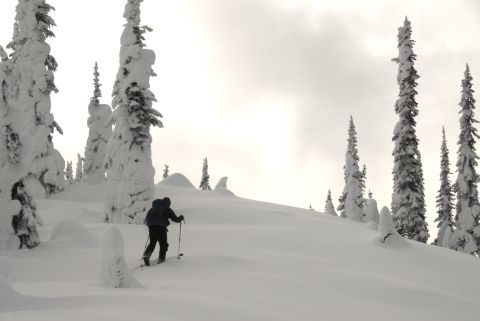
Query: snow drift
48 220 99 249
158 173 195 189
0 182 479 320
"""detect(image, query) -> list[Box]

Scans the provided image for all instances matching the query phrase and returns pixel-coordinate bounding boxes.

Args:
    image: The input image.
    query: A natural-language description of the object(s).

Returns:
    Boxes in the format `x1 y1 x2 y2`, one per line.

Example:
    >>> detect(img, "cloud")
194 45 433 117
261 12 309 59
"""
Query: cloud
188 0 395 147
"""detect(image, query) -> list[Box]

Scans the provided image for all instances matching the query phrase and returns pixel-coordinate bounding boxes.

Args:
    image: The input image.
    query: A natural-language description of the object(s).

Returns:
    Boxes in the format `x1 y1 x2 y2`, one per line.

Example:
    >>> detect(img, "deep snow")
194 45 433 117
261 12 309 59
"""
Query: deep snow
0 174 479 321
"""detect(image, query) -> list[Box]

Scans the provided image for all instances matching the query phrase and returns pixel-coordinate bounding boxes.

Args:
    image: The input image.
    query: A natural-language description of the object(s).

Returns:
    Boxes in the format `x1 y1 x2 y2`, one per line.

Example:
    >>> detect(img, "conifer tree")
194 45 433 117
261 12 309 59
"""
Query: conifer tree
75 154 84 183
83 62 112 185
0 45 40 249
361 165 367 194
9 0 65 196
433 127 454 246
104 0 162 223
451 65 480 255
391 18 429 242
163 164 169 179
64 161 73 185
324 190 337 216
199 158 211 190
337 117 363 221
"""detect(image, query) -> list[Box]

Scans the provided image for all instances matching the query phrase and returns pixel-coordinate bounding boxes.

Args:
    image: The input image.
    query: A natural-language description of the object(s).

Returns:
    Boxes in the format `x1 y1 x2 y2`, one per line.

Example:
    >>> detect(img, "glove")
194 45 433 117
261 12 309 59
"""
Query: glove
179 215 185 222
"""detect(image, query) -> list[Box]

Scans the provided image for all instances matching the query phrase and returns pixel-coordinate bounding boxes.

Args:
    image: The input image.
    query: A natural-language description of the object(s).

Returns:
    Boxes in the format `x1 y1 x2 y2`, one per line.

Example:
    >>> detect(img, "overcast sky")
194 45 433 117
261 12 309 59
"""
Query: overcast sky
1 0 480 240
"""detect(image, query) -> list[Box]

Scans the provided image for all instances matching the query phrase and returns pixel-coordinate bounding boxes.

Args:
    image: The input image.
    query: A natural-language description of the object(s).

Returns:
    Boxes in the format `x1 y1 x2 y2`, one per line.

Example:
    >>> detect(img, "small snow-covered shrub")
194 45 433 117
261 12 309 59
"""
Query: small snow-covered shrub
376 207 410 249
379 207 394 243
99 226 142 288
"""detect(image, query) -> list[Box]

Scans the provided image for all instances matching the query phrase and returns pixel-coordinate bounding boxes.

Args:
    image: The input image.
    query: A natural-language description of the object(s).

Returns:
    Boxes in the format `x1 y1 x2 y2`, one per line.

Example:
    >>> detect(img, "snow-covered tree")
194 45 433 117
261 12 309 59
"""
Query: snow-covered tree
324 190 337 216
391 18 429 243
75 154 84 183
337 117 363 221
104 0 162 223
99 226 142 288
9 0 65 196
199 158 211 190
64 161 73 185
361 165 367 196
451 65 480 255
162 164 169 179
0 45 41 249
433 127 455 246
442 225 453 249
364 198 380 224
83 62 112 185
379 207 394 243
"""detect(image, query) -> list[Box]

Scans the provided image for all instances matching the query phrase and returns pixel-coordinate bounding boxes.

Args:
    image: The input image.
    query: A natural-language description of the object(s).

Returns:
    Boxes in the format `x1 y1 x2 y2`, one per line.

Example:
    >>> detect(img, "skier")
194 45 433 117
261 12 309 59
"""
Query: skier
142 197 184 266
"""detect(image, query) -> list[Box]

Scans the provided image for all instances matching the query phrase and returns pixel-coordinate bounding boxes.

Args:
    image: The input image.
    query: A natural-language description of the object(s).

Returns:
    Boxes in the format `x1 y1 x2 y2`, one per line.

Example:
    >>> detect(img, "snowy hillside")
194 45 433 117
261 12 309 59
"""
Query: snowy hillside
1 174 479 321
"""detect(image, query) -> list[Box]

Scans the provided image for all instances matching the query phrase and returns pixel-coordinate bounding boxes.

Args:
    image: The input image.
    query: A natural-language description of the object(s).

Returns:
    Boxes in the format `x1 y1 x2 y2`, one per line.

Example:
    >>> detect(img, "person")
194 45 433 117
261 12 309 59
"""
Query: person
142 197 184 265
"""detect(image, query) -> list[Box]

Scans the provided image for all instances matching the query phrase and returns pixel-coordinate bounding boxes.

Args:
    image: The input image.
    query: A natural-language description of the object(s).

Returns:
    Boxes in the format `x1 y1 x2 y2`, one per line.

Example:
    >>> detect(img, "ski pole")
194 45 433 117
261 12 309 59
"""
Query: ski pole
177 221 184 258
142 226 149 258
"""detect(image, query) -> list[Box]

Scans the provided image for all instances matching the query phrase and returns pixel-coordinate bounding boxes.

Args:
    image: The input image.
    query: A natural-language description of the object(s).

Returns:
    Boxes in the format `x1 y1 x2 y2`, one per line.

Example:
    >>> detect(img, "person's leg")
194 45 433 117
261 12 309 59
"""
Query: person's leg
158 227 169 262
143 226 160 265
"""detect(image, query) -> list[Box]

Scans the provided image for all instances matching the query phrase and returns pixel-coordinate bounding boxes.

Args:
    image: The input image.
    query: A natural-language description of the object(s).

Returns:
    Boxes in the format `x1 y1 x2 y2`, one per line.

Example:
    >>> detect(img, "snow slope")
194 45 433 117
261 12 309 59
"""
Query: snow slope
1 176 479 321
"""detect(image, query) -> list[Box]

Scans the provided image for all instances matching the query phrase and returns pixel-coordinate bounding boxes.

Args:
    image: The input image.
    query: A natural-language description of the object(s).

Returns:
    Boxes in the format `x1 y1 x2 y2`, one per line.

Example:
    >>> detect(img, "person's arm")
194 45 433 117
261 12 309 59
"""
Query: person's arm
168 208 184 223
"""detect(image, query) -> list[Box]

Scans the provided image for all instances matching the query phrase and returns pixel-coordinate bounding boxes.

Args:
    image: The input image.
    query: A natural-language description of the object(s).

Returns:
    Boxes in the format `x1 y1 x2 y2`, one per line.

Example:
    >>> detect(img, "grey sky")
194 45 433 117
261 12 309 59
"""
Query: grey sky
1 0 480 239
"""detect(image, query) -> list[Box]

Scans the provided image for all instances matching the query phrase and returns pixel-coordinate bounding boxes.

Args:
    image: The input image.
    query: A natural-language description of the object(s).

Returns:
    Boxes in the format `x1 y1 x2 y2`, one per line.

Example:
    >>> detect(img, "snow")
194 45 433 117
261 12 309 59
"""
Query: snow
214 177 234 196
364 198 380 223
0 257 10 279
379 206 394 242
99 226 142 288
0 178 480 320
105 0 160 224
158 172 195 189
0 274 17 307
48 220 99 249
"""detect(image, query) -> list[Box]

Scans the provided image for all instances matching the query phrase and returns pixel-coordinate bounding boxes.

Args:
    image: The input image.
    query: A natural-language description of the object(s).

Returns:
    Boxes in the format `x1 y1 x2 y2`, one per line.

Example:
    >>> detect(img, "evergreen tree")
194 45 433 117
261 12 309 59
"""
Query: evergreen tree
433 127 454 246
337 117 363 221
104 0 162 223
75 154 84 183
0 45 40 249
83 62 112 185
9 0 65 196
365 198 380 224
361 165 367 195
391 18 429 243
199 158 211 190
64 161 73 185
324 190 337 216
451 65 480 255
163 164 169 179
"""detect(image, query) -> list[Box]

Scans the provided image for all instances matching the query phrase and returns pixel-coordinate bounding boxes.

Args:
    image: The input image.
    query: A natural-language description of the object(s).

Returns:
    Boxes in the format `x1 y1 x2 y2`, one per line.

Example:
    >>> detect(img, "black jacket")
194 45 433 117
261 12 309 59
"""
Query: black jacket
145 199 182 227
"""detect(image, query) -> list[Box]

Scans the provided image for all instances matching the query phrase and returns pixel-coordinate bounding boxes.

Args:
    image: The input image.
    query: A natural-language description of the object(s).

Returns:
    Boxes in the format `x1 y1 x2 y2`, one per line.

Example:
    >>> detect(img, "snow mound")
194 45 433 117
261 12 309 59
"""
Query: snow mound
0 257 10 279
0 274 17 307
158 173 195 189
49 220 99 249
99 226 142 288
214 177 235 196
365 221 378 231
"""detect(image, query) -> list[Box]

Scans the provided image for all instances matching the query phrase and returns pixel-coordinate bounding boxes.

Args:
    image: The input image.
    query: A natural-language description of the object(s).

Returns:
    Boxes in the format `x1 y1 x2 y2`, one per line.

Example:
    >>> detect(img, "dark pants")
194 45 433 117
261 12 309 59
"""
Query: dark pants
143 226 169 260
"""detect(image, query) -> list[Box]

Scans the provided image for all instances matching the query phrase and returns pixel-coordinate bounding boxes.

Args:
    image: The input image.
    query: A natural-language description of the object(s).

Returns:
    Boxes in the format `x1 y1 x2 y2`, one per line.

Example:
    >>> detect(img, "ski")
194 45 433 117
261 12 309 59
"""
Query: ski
132 255 183 272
